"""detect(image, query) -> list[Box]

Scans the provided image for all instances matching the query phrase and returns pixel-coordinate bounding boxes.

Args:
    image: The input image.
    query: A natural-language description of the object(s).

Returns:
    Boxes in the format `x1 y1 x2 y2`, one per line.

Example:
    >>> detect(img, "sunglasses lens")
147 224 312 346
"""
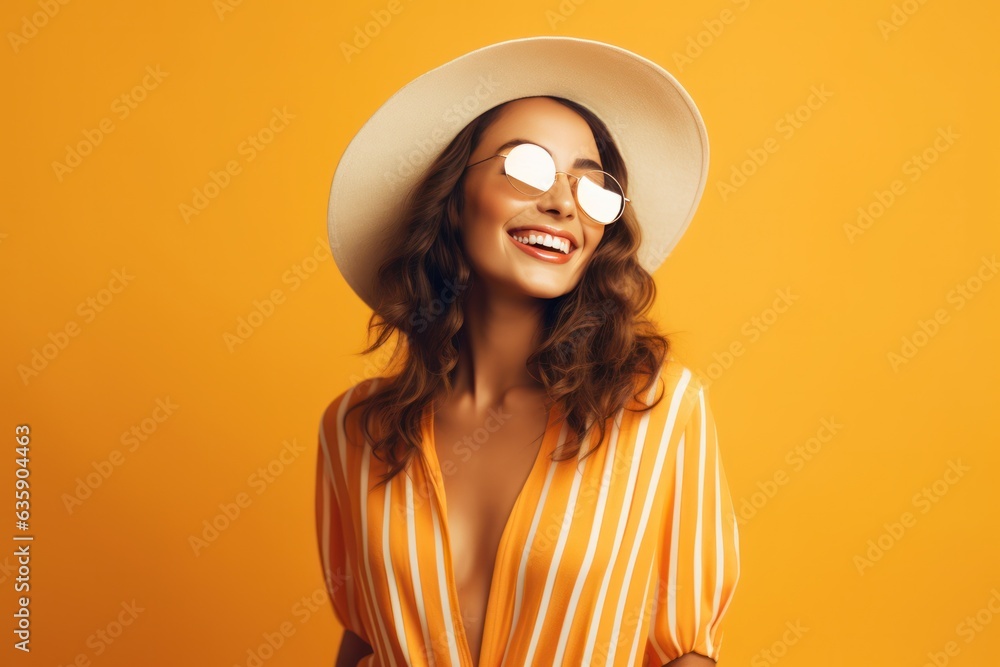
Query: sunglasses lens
501 143 625 223
504 143 555 195
577 172 625 224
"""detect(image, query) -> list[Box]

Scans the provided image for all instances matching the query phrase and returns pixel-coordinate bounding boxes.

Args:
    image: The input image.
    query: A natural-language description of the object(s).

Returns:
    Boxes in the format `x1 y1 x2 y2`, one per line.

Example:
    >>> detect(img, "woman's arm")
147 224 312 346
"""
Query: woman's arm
335 629 374 667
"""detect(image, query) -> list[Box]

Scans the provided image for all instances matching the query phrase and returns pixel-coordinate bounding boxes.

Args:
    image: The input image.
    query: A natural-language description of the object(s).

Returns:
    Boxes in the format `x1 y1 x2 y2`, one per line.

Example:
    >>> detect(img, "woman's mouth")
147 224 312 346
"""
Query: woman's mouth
507 230 577 264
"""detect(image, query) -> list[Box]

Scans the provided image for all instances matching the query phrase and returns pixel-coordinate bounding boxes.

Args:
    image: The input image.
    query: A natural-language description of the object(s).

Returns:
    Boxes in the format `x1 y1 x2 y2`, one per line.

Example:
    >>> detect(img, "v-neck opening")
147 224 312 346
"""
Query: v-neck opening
423 399 557 667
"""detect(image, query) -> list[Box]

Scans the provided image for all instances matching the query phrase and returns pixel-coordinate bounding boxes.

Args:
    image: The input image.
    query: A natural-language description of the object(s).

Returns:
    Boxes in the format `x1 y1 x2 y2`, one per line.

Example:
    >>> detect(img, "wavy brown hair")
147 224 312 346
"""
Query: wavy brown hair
344 95 672 490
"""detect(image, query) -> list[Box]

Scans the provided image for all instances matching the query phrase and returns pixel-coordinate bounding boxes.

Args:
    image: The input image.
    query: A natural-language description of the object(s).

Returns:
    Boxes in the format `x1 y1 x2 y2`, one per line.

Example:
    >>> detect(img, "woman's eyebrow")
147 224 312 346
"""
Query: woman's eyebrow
494 138 603 171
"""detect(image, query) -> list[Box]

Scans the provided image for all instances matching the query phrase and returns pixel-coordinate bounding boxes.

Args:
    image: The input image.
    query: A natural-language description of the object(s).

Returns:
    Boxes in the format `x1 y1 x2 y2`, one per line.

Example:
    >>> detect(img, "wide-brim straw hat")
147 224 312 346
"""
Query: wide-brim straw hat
327 35 709 311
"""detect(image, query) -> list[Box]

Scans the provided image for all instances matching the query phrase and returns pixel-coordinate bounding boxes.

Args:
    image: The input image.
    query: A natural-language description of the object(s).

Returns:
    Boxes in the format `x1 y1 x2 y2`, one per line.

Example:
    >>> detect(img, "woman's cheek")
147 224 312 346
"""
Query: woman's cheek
475 192 519 226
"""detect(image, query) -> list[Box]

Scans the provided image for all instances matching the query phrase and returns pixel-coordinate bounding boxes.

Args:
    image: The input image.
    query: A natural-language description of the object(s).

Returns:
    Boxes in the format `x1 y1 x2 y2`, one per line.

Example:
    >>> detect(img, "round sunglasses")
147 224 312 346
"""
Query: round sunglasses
464 142 629 224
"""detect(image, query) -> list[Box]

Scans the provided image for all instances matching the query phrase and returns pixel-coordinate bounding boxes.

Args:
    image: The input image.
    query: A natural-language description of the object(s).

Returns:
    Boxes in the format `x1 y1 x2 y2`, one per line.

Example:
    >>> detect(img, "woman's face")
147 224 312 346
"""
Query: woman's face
460 97 607 300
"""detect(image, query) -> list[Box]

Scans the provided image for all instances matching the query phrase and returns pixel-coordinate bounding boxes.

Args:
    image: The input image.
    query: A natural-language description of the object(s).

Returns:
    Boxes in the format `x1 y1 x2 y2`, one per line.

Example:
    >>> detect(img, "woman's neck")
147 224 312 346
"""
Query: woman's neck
445 280 549 412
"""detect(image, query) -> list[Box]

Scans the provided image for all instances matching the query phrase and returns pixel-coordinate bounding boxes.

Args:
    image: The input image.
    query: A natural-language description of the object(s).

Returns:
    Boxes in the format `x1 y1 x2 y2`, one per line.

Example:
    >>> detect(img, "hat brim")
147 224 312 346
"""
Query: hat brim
328 35 709 311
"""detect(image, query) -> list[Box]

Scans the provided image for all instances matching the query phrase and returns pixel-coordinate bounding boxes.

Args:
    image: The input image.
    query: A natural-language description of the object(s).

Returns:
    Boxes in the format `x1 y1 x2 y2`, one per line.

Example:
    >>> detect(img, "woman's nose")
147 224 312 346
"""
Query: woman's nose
536 172 577 219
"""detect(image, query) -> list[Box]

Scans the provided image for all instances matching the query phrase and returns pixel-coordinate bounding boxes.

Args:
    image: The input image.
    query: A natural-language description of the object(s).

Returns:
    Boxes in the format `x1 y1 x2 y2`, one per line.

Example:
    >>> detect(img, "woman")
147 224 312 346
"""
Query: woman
316 37 740 666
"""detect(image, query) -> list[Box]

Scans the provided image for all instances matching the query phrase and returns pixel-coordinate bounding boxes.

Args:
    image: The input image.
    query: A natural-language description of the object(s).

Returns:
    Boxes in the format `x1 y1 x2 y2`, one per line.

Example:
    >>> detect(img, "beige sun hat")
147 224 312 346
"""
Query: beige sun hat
327 35 709 311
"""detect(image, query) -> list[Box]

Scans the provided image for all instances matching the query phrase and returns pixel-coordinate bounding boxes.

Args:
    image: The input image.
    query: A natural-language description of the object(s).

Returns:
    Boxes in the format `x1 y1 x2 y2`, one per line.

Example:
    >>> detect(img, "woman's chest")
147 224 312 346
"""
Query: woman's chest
432 405 549 577
345 401 671 663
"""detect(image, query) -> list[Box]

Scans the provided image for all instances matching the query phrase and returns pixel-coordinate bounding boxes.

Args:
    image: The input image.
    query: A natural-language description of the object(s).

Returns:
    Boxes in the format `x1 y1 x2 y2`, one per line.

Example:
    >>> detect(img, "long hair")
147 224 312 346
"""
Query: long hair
344 95 671 490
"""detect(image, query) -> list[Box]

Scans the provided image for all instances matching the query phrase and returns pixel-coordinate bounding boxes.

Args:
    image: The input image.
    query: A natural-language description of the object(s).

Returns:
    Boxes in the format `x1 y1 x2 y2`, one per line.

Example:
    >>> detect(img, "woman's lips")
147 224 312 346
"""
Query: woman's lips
507 231 576 264
507 227 577 251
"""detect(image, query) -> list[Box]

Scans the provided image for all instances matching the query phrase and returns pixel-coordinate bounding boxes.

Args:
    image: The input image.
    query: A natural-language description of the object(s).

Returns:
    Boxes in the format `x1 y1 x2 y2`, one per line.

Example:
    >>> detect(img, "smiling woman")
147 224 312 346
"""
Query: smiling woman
458 97 611 292
317 36 739 667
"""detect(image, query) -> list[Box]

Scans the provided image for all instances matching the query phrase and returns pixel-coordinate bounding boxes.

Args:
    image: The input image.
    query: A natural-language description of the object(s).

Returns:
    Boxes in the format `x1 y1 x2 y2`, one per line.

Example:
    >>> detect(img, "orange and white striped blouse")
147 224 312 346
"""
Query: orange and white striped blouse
314 358 740 666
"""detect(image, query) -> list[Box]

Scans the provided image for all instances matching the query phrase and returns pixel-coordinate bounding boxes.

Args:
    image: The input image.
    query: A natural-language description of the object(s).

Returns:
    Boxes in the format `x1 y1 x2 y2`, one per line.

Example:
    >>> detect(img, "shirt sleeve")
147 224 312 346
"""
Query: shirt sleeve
646 377 741 664
314 405 371 647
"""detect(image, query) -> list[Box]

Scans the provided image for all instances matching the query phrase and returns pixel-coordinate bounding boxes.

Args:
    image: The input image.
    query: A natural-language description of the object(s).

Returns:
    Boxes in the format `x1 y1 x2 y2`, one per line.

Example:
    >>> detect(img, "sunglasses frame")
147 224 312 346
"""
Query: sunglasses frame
464 142 630 224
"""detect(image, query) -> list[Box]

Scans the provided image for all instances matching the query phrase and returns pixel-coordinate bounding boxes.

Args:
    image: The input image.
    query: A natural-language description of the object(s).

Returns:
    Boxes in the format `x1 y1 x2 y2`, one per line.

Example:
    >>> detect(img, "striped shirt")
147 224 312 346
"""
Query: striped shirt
315 358 740 666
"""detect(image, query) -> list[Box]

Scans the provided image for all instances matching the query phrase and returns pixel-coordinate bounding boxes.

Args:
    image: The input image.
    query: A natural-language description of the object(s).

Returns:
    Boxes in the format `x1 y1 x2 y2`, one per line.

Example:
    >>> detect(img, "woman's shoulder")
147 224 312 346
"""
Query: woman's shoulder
660 354 709 392
319 375 392 436
638 354 711 419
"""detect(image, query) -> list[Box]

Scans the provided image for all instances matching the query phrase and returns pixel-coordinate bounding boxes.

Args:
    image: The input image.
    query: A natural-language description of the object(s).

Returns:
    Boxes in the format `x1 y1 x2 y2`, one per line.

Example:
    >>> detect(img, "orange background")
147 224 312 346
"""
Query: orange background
3 0 999 665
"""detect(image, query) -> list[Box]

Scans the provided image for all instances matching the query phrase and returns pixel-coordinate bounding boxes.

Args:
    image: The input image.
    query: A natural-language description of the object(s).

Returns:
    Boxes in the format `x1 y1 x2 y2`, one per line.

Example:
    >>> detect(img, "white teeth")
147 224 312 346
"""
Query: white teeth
512 231 572 255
